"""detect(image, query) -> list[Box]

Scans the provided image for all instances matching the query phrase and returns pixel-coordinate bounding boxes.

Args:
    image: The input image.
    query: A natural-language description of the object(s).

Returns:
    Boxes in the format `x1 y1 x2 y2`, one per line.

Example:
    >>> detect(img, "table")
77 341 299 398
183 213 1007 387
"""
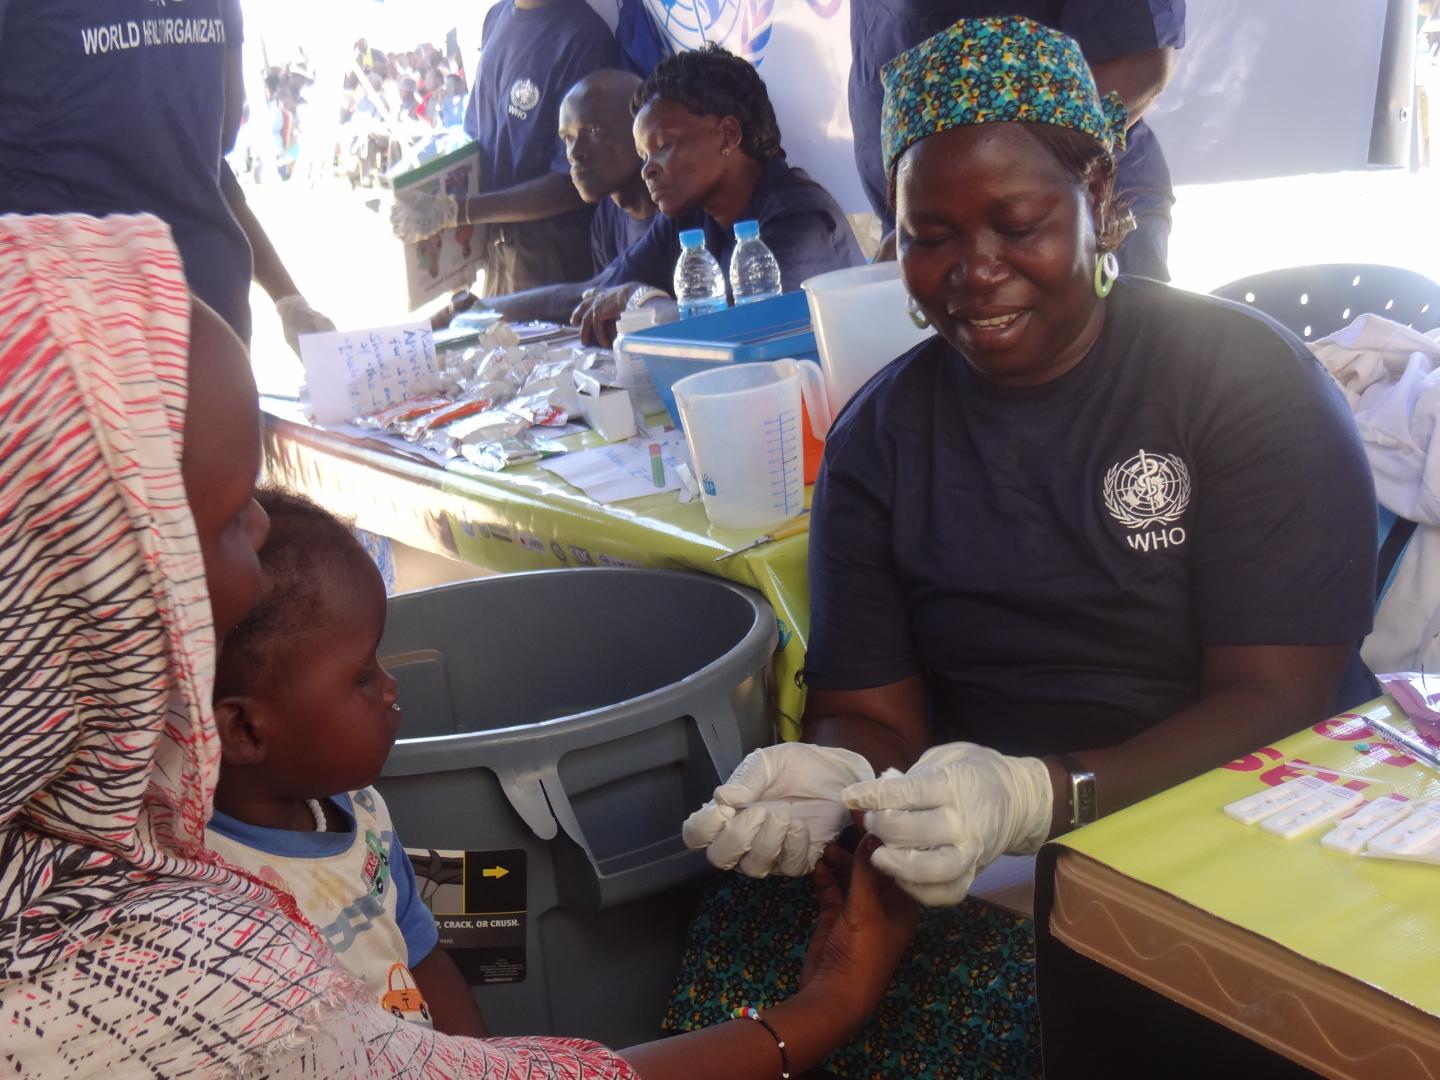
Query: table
1034 696 1440 1078
261 399 814 737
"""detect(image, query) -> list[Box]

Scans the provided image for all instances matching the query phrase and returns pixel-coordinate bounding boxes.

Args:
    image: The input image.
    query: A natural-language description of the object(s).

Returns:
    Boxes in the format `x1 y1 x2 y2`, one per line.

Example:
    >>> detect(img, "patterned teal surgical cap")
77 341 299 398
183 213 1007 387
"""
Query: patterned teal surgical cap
881 14 1128 176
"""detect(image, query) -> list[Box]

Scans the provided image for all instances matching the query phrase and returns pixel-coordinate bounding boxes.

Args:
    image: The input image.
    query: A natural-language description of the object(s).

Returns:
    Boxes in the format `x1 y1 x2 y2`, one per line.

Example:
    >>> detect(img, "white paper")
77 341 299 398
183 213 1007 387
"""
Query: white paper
298 322 440 424
540 436 689 503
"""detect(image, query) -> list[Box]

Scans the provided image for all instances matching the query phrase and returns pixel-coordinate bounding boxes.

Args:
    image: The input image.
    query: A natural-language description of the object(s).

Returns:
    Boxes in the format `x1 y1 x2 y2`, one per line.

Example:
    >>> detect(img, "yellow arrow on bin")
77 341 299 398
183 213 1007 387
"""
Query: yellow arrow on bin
481 866 509 880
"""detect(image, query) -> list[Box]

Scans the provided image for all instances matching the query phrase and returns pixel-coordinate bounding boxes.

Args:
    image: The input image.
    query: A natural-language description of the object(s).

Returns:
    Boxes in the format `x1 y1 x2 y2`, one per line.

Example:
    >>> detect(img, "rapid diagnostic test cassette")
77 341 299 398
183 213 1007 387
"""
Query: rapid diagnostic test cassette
1225 777 1440 865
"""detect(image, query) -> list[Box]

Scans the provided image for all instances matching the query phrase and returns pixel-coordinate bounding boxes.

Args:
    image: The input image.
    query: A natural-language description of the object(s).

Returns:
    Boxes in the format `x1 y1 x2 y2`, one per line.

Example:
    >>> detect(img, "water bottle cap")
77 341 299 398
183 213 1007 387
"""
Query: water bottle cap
679 228 706 248
733 220 759 241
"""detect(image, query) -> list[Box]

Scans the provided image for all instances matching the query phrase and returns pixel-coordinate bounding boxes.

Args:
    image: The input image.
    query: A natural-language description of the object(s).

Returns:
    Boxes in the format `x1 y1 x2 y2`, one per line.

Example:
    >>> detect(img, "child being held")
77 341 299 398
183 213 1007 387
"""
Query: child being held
208 488 486 1038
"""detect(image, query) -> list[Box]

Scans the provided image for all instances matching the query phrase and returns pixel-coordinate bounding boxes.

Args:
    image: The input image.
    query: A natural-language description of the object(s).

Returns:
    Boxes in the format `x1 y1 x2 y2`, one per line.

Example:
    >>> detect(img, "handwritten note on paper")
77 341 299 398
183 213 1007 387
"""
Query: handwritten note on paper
540 437 690 503
298 321 439 424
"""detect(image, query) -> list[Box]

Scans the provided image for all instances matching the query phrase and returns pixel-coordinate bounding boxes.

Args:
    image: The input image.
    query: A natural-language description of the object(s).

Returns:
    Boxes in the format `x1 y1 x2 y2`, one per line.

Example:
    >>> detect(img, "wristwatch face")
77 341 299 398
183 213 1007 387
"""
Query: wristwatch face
1070 770 1098 829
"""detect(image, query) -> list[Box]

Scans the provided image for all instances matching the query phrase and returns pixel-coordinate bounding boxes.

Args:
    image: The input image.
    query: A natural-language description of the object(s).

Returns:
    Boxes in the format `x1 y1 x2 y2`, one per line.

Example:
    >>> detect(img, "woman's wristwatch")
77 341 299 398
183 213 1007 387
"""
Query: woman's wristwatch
626 285 671 310
1055 753 1098 830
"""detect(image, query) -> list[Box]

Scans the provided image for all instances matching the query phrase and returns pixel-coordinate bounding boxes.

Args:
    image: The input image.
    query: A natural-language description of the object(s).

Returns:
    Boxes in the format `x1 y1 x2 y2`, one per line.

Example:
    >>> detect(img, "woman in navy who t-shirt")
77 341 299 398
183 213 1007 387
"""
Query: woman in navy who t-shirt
572 44 864 346
672 17 1379 1077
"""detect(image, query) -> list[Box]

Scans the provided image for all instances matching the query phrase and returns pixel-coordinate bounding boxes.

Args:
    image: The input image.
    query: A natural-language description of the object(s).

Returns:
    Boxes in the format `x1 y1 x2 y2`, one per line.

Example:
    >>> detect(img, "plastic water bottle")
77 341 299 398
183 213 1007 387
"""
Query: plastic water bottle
729 219 782 305
673 228 728 320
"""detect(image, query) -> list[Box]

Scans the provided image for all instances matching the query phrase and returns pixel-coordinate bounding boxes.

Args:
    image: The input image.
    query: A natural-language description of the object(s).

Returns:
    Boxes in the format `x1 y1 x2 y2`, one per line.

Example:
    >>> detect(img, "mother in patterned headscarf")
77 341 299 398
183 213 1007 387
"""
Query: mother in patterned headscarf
677 16 1382 1076
0 213 914 1078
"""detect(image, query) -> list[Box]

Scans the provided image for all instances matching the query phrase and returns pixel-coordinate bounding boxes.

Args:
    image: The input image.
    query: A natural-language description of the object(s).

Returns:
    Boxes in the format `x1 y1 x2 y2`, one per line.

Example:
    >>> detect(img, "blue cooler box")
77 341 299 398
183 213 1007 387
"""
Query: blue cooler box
622 292 819 426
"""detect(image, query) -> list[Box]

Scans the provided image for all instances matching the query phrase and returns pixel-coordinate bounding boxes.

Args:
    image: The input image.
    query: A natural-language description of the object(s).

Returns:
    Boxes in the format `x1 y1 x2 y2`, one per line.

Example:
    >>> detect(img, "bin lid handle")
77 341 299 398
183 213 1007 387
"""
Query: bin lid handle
692 701 747 777
496 767 559 841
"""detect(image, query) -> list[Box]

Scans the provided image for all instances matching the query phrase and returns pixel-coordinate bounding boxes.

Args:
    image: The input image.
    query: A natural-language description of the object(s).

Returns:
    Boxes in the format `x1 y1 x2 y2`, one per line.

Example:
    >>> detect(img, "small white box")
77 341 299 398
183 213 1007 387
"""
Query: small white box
574 370 636 442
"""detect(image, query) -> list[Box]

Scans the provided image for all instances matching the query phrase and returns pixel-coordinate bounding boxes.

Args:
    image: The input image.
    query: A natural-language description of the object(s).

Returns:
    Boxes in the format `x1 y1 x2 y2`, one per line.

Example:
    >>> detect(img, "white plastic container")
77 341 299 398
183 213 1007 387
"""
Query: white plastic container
672 359 831 530
612 307 672 418
801 261 936 414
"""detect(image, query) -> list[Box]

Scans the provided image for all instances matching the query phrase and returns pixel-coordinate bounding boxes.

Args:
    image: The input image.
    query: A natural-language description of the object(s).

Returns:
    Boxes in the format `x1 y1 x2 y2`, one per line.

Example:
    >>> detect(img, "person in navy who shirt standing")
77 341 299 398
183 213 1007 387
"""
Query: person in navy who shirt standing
391 0 619 297
0 0 252 337
0 0 334 351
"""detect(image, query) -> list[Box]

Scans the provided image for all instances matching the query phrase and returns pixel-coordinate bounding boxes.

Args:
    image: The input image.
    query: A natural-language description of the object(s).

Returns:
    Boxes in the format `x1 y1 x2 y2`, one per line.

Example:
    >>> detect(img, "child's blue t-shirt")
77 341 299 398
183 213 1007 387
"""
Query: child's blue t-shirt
207 788 440 1025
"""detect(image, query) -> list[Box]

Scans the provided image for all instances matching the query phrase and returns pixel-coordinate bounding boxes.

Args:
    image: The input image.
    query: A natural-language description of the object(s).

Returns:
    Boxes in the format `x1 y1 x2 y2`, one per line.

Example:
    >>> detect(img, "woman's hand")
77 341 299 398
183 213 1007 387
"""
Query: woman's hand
841 742 1052 907
682 744 875 877
617 839 917 1079
570 283 636 347
798 839 919 1029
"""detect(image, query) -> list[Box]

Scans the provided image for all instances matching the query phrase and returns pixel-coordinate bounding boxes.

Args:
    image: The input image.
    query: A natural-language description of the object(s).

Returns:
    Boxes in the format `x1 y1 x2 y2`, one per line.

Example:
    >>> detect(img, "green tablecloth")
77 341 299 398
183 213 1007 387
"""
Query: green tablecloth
261 401 812 737
1054 696 1440 1019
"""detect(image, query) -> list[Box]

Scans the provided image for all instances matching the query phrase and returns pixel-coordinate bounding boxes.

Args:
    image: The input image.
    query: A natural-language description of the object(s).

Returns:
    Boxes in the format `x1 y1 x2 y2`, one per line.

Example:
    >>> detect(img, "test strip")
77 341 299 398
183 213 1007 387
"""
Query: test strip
1223 775 1329 825
1366 801 1440 864
1260 783 1366 839
1320 794 1412 854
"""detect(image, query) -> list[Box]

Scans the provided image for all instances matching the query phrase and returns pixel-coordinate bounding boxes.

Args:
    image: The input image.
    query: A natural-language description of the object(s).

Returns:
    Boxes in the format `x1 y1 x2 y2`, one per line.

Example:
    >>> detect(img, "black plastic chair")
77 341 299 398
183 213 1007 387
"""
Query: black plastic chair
1210 263 1440 342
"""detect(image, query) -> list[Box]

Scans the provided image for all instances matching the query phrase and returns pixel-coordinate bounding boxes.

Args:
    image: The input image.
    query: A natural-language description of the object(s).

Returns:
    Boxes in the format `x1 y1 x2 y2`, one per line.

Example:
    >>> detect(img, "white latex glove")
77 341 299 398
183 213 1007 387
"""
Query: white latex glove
274 294 336 355
682 743 875 878
389 189 459 243
841 742 1052 907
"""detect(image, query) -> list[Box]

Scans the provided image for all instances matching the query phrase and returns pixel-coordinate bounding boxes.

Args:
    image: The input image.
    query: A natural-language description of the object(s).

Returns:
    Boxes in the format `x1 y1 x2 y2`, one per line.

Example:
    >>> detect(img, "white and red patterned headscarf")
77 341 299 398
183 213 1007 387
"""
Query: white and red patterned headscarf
0 215 635 1079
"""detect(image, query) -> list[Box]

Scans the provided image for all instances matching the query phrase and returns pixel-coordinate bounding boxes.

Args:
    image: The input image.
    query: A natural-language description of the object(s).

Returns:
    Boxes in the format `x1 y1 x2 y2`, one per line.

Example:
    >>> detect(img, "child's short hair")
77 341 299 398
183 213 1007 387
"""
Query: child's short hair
214 487 372 700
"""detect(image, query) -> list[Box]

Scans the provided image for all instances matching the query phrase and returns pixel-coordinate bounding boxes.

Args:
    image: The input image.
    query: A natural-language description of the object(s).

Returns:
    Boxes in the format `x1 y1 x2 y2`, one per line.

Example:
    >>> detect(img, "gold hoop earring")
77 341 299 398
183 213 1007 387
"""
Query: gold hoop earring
906 293 931 330
1093 251 1119 299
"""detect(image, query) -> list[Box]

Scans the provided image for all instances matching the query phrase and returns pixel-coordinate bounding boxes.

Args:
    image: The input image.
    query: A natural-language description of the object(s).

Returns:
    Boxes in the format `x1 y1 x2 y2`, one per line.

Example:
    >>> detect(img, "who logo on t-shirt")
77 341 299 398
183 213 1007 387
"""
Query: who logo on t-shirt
507 78 541 120
1102 448 1192 553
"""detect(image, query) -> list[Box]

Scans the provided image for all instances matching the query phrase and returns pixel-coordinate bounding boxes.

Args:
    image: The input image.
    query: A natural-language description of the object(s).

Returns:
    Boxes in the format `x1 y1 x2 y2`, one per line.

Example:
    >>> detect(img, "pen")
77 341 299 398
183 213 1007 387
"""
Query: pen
1366 711 1440 774
714 512 810 562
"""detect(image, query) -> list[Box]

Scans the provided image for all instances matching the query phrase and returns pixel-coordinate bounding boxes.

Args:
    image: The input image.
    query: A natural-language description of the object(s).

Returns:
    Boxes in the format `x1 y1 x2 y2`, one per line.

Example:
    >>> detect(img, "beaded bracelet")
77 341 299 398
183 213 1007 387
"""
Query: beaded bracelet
730 1005 791 1079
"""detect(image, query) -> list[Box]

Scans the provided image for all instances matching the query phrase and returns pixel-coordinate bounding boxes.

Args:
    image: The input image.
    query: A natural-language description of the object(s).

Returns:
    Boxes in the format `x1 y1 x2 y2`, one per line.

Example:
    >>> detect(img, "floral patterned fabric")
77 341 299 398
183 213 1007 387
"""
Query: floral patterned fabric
880 14 1128 175
664 875 1040 1080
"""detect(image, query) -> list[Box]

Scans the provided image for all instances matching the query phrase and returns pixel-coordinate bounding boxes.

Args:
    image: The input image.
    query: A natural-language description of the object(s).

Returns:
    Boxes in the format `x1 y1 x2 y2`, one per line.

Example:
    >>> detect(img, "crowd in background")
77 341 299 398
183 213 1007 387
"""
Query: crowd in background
230 36 471 189
350 39 469 126
341 37 470 186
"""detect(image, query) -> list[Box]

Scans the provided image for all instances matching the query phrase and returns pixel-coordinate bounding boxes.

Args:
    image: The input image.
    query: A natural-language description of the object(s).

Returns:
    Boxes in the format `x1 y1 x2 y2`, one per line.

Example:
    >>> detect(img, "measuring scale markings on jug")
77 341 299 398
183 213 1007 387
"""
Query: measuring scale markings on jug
764 409 801 517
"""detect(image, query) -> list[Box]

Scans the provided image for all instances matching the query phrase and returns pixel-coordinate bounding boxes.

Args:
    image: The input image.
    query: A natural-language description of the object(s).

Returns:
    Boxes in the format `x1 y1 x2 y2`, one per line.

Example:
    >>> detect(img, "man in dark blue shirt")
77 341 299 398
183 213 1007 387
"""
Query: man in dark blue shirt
849 0 1185 280
392 0 619 296
476 69 657 324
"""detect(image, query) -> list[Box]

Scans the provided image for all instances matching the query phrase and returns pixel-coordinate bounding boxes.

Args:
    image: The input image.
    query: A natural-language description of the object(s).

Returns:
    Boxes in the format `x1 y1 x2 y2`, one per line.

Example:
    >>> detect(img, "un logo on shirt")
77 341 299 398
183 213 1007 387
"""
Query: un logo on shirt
508 78 541 120
1102 449 1191 553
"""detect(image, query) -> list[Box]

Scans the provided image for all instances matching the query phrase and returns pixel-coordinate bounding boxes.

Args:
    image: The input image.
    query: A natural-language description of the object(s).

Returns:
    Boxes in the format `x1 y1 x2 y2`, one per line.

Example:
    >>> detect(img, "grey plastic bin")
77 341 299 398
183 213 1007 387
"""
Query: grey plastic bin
375 568 776 1045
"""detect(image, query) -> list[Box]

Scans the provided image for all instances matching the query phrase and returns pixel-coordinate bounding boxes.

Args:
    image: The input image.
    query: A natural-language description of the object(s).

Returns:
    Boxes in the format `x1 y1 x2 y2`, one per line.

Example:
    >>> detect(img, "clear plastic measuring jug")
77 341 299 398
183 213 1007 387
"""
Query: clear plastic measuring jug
802 261 935 414
672 359 831 530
